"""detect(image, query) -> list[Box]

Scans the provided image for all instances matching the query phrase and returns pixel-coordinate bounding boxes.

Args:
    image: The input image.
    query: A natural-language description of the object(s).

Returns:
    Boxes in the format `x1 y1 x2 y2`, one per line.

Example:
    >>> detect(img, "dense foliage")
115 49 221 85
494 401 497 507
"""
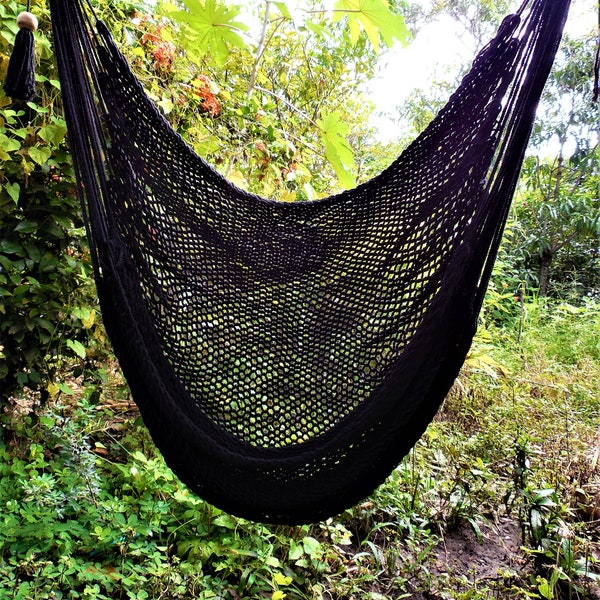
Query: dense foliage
398 23 600 301
1 300 599 599
0 0 107 404
0 0 405 399
1 0 598 598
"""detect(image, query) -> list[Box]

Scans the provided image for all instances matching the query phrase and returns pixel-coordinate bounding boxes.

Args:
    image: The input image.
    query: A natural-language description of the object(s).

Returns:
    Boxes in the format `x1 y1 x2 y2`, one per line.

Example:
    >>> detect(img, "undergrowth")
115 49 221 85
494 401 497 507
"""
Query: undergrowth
1 298 599 599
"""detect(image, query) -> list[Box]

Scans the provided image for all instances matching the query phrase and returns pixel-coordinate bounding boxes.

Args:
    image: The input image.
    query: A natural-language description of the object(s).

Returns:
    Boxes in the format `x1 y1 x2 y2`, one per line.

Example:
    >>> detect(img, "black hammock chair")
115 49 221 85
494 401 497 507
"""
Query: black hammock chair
49 0 570 524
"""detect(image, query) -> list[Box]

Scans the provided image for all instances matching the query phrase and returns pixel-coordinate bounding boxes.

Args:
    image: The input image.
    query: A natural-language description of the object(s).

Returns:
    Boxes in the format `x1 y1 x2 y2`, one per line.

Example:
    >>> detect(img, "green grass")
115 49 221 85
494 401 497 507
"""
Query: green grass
1 299 599 599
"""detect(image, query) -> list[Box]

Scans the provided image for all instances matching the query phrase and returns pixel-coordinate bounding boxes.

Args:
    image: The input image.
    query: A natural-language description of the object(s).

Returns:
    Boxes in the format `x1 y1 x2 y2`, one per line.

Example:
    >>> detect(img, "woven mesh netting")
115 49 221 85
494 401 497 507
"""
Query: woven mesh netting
50 0 570 523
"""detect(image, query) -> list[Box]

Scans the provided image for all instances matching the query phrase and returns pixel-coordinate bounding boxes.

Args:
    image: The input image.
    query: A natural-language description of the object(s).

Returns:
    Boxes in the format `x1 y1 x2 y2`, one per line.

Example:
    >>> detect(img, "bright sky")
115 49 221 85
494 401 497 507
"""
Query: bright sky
368 0 597 143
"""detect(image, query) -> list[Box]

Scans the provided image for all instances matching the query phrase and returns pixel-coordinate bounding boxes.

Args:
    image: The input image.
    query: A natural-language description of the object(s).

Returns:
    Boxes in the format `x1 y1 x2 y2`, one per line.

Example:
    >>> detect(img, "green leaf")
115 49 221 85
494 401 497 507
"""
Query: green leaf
317 111 356 189
265 556 280 568
132 451 148 463
58 382 74 395
5 182 20 204
38 124 67 146
0 255 13 272
0 134 21 159
26 101 49 114
333 0 409 52
39 415 56 428
0 109 22 125
0 240 23 254
273 2 292 19
273 572 292 586
36 318 55 334
66 339 87 359
530 508 543 537
288 540 304 561
158 97 174 115
1 29 16 45
73 306 96 329
172 0 249 66
537 579 553 600
0 135 22 152
302 536 322 558
14 220 37 234
305 20 330 40
213 514 236 529
28 146 52 166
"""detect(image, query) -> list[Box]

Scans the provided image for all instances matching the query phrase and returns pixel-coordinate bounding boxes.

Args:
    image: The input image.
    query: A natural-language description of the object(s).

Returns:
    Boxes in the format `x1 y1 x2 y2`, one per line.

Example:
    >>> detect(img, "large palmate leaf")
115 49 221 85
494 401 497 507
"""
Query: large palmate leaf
172 0 249 66
317 111 356 189
333 0 409 52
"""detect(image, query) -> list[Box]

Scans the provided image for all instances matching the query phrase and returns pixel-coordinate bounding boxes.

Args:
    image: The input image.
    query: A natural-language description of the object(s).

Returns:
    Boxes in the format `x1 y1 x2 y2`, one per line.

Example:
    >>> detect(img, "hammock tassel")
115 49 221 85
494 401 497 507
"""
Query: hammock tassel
3 11 38 102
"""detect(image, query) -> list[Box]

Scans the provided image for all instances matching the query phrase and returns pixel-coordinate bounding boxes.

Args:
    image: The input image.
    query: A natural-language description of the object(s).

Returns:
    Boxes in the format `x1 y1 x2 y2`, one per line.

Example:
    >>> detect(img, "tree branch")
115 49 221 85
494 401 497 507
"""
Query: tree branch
248 1 272 96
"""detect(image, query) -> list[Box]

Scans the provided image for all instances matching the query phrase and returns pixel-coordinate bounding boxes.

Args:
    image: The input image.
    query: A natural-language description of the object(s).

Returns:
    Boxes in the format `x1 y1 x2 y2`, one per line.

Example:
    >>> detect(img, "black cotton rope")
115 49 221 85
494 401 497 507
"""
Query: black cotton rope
49 0 571 524
593 1 600 102
3 1 38 102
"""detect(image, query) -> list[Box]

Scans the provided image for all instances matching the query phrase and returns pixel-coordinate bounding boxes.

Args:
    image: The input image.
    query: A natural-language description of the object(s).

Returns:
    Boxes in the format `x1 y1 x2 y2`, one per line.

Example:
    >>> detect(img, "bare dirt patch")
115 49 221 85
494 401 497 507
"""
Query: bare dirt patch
433 516 523 581
404 516 526 599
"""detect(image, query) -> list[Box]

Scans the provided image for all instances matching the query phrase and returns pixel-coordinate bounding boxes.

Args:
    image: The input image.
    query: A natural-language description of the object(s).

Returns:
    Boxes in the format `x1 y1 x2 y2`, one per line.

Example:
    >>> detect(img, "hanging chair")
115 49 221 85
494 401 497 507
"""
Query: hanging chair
48 0 570 524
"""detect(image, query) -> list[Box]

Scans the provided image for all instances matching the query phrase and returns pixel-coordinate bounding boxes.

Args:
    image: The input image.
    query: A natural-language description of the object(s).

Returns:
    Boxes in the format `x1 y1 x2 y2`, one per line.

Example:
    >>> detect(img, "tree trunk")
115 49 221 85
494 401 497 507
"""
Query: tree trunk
538 248 553 296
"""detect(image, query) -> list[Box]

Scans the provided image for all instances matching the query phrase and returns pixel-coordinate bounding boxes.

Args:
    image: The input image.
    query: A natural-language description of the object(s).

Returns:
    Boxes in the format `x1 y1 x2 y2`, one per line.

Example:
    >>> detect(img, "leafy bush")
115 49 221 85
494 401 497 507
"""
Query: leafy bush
0 0 402 406
0 0 108 403
0 393 358 599
1 1 599 598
